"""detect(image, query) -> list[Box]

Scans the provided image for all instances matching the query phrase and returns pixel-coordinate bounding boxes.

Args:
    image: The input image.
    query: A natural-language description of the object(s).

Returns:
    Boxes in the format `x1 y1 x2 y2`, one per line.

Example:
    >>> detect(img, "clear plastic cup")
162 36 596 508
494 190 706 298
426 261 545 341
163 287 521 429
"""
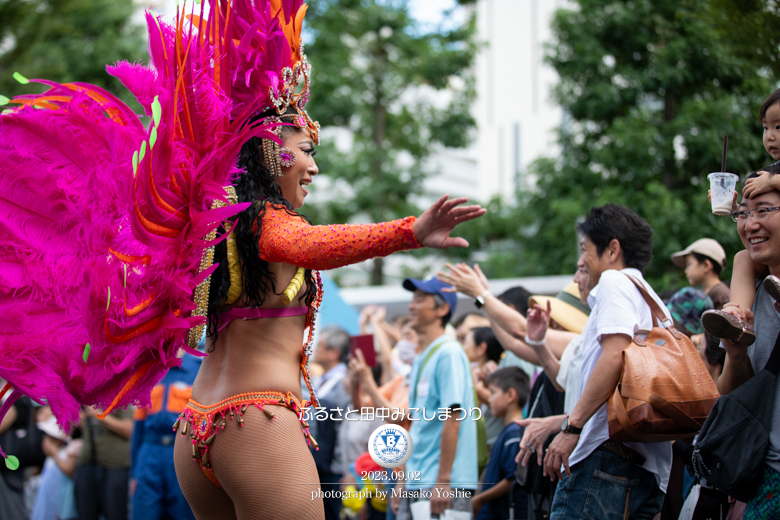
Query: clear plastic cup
708 172 739 216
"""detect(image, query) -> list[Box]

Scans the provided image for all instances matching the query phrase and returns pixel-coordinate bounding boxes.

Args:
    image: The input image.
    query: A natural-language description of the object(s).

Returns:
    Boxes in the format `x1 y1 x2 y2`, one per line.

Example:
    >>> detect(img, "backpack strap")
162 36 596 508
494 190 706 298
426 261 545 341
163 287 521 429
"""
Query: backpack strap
411 338 448 403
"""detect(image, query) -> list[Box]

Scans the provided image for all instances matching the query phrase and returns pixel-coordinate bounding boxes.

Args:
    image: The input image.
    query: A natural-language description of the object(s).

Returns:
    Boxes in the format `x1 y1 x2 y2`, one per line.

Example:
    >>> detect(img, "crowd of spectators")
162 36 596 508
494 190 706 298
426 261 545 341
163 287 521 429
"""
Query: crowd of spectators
2 187 779 520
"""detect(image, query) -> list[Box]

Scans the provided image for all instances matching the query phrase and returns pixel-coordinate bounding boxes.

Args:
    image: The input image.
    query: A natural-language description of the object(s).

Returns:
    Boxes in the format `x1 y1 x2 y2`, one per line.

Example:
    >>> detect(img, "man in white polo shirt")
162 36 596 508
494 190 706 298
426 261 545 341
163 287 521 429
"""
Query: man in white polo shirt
543 204 672 519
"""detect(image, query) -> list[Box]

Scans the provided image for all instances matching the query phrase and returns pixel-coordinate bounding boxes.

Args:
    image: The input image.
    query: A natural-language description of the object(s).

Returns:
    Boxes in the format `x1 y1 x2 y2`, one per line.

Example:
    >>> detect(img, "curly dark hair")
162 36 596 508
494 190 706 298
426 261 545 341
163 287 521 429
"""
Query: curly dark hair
576 203 654 271
205 110 316 351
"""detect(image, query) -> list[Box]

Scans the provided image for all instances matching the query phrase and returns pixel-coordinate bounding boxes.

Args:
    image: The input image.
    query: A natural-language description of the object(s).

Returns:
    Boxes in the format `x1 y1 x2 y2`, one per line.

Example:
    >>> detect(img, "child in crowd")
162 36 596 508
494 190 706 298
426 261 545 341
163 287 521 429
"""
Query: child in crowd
665 287 714 337
30 416 81 520
472 367 530 520
703 89 780 344
670 239 730 309
463 327 504 404
464 327 507 449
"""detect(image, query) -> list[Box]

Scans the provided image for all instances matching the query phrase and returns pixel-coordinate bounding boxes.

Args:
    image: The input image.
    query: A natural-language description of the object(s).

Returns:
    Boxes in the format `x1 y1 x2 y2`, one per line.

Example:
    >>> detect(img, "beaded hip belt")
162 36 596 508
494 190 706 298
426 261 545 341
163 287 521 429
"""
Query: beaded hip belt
174 391 316 486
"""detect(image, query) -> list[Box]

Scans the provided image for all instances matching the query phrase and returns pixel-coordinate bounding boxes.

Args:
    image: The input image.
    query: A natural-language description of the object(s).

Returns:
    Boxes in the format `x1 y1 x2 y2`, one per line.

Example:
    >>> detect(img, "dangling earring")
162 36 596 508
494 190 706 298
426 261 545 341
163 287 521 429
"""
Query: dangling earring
262 139 283 177
279 148 297 167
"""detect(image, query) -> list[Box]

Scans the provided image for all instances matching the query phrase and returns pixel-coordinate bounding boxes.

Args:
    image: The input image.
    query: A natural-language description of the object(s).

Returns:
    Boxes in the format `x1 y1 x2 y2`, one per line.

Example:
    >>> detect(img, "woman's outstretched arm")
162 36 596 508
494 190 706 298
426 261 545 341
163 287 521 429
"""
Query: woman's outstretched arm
258 195 484 270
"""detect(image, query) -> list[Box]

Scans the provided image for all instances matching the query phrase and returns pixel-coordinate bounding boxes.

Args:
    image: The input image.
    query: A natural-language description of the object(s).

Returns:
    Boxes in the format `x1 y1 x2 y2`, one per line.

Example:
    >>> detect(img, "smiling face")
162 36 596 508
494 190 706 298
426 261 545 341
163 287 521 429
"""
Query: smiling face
578 235 617 292
763 102 780 161
738 190 780 271
407 290 448 332
274 128 318 209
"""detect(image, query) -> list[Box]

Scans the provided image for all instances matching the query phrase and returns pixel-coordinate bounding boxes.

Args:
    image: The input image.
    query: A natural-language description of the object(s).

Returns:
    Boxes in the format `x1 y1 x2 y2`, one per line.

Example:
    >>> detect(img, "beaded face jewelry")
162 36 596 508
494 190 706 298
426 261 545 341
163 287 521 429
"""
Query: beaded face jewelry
279 147 297 167
258 40 318 179
262 138 283 177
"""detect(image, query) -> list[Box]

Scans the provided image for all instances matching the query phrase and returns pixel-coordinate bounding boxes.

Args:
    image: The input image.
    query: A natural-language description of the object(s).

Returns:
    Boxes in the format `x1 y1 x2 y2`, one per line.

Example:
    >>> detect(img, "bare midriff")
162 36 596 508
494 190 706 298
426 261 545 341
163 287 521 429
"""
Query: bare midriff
191 261 309 406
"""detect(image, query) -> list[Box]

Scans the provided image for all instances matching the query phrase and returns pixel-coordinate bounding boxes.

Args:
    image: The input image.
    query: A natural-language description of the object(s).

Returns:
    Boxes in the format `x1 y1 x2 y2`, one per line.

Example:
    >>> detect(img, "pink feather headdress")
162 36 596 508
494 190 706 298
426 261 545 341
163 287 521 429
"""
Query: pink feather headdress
0 0 317 464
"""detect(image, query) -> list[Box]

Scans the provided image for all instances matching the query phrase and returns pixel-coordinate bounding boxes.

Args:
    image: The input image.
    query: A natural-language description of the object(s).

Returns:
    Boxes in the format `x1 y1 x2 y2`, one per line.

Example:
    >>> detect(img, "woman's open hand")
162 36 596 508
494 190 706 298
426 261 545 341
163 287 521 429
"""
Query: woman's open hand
413 195 485 249
437 262 489 299
527 301 551 344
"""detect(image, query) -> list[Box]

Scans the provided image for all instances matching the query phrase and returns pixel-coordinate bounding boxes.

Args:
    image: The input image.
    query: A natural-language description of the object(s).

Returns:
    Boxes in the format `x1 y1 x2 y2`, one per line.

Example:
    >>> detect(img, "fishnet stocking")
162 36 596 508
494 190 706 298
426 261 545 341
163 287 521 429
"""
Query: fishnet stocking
174 404 324 520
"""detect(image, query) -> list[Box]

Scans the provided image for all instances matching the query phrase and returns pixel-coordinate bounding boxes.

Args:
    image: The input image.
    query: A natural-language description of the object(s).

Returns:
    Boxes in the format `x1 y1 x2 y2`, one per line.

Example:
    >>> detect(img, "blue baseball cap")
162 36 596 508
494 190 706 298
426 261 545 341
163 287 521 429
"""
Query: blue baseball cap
402 277 458 315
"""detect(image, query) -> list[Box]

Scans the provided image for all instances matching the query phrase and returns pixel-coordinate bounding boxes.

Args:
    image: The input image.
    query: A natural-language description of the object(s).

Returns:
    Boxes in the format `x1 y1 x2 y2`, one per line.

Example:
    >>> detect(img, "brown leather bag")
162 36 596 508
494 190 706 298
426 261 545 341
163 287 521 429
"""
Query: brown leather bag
607 275 720 442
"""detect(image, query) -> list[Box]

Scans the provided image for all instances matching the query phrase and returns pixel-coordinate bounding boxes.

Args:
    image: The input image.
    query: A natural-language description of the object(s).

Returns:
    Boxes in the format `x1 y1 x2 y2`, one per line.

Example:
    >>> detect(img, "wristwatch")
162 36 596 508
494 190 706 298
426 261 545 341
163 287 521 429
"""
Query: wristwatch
474 290 490 309
561 416 583 435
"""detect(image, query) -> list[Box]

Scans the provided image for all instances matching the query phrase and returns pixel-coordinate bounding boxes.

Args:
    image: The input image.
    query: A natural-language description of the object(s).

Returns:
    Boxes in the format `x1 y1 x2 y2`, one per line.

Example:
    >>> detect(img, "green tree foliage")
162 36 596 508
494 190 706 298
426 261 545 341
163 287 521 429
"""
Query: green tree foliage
704 0 780 78
459 0 776 288
0 0 145 109
304 0 477 284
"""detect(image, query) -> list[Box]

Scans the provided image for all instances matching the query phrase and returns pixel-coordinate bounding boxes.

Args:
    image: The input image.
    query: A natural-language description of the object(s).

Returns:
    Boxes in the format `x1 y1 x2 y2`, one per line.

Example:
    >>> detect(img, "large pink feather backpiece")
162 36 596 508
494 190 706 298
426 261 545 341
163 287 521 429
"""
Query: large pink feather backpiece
0 0 308 461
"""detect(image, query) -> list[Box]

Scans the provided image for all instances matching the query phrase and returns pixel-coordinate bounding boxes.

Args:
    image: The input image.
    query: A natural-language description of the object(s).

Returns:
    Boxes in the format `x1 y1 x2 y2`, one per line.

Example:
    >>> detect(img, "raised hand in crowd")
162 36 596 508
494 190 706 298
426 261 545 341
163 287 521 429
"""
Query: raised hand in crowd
526 300 566 386
361 305 397 384
438 262 490 298
412 195 486 249
473 361 498 405
480 360 498 378
347 349 397 416
526 300 552 343
358 304 388 333
348 348 374 388
438 263 576 366
369 305 387 324
358 305 374 334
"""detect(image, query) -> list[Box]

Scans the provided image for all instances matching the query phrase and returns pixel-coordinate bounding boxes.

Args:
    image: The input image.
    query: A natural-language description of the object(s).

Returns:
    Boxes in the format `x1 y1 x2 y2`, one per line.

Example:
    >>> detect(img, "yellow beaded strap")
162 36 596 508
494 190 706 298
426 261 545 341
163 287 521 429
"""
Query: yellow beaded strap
187 186 238 349
223 219 243 305
282 267 306 305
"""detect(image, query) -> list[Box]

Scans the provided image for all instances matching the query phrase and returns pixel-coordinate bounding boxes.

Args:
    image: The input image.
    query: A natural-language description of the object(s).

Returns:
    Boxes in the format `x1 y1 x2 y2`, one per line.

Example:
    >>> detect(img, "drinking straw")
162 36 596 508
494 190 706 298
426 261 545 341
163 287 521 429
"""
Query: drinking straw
721 135 728 172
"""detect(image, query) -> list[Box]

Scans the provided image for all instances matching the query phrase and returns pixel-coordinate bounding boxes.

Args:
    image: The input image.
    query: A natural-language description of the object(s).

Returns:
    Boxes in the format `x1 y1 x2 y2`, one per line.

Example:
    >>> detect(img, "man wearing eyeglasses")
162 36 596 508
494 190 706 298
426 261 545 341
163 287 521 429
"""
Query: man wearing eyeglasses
720 171 780 517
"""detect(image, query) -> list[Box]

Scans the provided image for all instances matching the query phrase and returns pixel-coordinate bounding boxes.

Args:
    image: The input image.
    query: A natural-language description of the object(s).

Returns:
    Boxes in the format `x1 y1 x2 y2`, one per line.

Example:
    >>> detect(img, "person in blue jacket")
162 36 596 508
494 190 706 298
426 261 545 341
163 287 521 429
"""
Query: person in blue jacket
130 352 200 520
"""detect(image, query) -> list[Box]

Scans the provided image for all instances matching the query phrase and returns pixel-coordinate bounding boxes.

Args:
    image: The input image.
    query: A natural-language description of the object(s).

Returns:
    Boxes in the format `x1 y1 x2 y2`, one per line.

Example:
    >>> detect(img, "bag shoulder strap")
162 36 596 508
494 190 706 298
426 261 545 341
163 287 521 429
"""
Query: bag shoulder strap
412 338 448 402
623 273 673 330
764 329 780 375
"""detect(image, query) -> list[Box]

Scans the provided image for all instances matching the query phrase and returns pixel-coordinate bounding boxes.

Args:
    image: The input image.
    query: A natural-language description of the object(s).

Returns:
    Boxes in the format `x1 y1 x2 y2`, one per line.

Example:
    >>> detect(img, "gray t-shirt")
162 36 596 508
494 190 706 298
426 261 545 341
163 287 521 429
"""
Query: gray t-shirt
748 280 780 474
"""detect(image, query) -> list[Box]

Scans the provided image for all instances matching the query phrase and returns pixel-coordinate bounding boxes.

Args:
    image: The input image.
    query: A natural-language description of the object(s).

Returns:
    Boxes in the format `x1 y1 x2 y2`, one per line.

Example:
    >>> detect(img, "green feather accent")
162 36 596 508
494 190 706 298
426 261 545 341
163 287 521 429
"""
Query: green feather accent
83 343 91 364
150 127 158 149
152 96 162 126
106 287 111 312
0 95 9 106
12 72 29 85
139 141 147 162
5 456 19 471
132 151 138 177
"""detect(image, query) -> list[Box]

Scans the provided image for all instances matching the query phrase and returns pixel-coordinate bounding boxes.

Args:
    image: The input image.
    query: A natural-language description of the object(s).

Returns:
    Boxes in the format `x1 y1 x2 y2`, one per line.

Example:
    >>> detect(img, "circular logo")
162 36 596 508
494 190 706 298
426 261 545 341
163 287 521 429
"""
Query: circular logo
368 424 413 468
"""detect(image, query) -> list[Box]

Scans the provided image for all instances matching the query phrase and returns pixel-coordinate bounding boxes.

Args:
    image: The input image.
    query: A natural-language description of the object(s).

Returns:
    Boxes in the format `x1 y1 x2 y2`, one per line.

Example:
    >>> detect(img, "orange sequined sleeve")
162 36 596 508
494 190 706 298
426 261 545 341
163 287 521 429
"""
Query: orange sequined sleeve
257 204 422 270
